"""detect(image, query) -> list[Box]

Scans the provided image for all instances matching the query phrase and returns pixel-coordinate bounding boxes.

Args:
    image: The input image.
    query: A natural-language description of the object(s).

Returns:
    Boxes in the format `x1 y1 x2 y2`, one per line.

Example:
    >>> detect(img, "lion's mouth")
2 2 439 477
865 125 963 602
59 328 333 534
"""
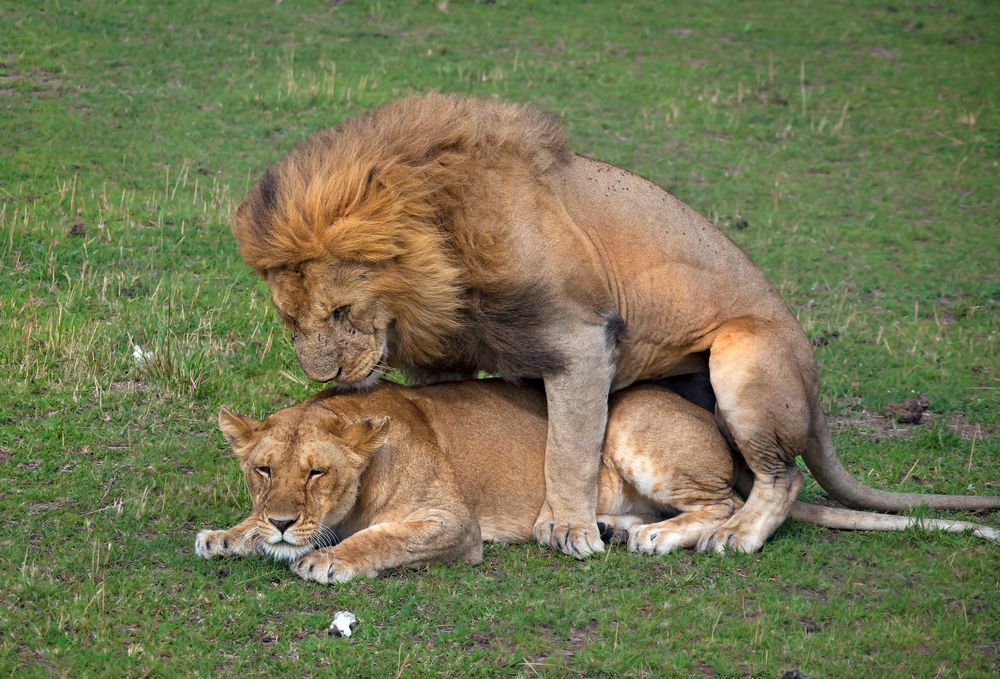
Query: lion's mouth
333 367 383 392
302 366 342 383
300 333 388 386
331 345 388 389
323 367 343 383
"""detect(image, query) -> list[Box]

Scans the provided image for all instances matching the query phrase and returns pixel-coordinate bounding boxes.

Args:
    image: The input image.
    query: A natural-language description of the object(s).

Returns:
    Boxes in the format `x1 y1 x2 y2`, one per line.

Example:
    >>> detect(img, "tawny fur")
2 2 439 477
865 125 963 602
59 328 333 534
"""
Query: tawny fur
233 94 570 365
195 381 999 584
231 93 999 558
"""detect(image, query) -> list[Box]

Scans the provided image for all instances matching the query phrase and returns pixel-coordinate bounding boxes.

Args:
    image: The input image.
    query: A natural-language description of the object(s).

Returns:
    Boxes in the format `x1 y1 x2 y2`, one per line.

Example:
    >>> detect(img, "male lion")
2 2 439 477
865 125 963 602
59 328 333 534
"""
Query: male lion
231 94 999 557
194 381 998 583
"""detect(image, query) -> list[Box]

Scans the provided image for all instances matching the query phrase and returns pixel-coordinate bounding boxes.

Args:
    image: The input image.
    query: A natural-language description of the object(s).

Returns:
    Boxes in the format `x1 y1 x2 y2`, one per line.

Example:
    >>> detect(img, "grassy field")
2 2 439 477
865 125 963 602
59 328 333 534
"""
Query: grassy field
2 0 998 675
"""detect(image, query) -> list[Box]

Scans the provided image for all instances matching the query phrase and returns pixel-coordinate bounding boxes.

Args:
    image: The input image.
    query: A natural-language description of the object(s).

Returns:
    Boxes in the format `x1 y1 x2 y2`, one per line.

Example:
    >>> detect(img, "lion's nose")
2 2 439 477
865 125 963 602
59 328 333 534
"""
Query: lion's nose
269 517 297 534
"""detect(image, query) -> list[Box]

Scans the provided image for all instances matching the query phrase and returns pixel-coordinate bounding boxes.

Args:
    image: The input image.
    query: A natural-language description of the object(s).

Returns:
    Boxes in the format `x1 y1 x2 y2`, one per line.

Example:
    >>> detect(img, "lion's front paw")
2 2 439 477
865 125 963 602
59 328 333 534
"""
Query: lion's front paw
532 516 604 560
627 524 686 555
290 551 357 585
195 529 236 559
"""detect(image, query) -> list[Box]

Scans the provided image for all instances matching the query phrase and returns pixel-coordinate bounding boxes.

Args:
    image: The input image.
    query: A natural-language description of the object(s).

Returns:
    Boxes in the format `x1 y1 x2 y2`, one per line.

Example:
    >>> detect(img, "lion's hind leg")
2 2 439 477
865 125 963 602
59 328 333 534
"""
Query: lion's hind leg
602 385 743 554
607 462 742 554
613 461 742 555
701 318 814 553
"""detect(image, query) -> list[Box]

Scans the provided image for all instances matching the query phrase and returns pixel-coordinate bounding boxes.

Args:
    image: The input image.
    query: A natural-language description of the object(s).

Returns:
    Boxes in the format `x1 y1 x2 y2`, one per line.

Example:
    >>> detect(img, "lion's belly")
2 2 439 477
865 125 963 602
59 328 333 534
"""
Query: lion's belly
612 343 709 390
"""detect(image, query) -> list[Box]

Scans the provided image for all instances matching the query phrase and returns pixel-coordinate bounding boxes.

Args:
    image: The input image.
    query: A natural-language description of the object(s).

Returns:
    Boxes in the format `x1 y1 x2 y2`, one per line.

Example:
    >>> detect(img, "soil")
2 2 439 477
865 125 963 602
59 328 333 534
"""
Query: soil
830 396 991 441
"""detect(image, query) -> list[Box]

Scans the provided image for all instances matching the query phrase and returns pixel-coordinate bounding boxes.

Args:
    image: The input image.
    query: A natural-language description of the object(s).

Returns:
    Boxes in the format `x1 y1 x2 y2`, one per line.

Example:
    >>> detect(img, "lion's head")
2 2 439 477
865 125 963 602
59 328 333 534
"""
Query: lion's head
217 403 390 562
231 94 572 385
265 261 392 385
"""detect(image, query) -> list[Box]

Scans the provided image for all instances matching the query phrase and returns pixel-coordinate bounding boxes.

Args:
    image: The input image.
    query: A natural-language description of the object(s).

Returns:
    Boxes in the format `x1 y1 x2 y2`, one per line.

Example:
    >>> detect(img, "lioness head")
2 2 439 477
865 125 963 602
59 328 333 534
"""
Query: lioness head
217 403 390 562
267 261 392 386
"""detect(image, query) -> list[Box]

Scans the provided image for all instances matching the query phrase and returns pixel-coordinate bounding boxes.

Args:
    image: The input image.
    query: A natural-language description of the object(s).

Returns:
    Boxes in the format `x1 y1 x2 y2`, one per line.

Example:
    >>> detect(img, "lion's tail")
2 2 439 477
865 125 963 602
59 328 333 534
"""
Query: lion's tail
788 501 1000 544
800 408 1000 512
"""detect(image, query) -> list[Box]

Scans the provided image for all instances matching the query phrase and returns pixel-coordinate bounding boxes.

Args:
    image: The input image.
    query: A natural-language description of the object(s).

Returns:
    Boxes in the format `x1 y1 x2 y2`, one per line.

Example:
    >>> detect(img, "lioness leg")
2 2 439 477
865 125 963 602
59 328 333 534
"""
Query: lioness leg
598 385 744 553
597 513 661 544
194 517 260 559
701 319 814 552
533 324 615 559
628 503 740 554
290 511 480 584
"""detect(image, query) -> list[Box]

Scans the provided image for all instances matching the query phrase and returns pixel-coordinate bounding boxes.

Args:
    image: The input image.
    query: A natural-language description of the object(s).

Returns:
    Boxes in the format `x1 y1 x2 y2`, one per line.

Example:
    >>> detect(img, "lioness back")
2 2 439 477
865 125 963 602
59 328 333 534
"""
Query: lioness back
198 379 754 581
399 380 551 542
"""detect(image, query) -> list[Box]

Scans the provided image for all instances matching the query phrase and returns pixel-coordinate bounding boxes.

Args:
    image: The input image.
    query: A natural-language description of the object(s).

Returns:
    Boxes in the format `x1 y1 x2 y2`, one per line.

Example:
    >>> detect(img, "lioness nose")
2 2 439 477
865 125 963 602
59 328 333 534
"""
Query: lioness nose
269 517 296 533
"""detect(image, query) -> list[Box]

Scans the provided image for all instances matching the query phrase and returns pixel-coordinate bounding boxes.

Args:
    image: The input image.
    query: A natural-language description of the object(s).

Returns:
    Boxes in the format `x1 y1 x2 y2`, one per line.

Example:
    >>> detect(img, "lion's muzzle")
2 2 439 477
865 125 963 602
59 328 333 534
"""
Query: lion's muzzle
295 329 384 386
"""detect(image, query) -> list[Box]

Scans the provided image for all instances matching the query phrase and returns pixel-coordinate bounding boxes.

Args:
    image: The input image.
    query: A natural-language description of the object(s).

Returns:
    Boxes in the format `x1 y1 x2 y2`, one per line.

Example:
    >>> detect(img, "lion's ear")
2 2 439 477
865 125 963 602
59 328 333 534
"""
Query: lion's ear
218 407 261 452
339 416 391 455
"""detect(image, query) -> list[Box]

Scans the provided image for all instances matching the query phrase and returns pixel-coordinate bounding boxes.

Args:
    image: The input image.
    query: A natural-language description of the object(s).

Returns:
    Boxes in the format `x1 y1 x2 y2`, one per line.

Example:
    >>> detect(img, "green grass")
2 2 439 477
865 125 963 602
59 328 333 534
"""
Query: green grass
2 0 998 676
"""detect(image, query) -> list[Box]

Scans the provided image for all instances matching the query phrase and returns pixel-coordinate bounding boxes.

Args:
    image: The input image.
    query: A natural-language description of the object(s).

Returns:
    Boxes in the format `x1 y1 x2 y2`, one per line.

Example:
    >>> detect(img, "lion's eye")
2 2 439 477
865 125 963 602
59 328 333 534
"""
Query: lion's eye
331 306 349 322
275 307 297 329
255 466 271 478
308 469 327 479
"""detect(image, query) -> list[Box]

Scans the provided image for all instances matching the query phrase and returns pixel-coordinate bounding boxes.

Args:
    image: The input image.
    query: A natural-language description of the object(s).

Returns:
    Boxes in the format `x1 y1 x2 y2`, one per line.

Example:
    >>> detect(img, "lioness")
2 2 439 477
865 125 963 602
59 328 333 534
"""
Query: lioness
195 382 997 583
231 94 999 557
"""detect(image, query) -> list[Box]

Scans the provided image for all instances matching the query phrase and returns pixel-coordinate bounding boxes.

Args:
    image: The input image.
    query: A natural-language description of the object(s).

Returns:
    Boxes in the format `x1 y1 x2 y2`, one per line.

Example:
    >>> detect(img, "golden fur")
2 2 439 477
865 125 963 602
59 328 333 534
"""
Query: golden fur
232 95 570 367
231 94 999 557
195 382 999 583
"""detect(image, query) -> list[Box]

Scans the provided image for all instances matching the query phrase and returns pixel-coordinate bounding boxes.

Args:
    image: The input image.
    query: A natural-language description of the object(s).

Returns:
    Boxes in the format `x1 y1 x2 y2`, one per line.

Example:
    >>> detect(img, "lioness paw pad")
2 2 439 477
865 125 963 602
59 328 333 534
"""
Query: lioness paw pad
697 525 766 554
195 529 231 559
291 553 356 585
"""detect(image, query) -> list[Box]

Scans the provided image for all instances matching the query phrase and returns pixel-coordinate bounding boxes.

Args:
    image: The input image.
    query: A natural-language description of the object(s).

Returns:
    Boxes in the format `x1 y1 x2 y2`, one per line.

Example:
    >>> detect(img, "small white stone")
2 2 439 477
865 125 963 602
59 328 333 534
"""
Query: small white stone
328 611 358 638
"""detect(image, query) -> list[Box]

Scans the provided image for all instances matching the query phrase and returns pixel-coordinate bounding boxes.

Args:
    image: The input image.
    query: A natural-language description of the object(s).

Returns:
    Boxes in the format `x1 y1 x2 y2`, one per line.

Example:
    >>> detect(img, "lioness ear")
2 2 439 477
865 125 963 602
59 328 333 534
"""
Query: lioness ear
339 416 391 454
218 407 261 452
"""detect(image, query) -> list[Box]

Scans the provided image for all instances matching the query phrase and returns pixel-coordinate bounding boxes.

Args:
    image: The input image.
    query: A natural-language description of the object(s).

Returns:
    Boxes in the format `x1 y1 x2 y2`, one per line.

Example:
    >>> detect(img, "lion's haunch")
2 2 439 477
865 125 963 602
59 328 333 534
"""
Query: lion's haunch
232 94 999 558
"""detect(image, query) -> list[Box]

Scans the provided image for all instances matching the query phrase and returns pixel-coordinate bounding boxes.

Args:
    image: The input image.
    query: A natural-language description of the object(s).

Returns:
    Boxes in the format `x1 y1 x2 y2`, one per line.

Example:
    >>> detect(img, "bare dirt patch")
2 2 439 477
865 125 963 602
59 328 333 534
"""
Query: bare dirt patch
29 499 72 514
831 396 992 441
943 414 987 439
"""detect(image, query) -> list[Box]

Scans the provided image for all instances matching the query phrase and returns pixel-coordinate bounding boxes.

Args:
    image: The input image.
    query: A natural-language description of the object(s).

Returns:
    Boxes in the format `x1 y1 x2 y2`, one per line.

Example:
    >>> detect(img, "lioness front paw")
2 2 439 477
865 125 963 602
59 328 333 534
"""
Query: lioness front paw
532 518 604 560
195 529 236 559
627 524 686 555
290 551 357 585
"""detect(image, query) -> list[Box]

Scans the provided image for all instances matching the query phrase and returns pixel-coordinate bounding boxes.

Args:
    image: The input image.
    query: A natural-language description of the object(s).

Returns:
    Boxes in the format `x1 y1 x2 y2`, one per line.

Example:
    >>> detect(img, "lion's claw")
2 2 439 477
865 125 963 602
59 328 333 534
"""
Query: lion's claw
696 516 766 554
533 520 604 559
627 525 685 554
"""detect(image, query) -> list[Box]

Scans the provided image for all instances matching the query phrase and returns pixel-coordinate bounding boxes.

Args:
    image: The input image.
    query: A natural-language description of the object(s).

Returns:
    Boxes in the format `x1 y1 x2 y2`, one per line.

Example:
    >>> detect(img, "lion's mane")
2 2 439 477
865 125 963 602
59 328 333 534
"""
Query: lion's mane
233 93 572 375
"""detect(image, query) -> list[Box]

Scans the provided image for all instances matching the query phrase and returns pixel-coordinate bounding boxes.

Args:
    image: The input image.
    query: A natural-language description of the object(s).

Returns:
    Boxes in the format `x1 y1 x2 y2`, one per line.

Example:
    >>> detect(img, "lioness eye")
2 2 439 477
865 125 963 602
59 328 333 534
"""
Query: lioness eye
255 466 271 478
331 306 349 322
309 469 326 479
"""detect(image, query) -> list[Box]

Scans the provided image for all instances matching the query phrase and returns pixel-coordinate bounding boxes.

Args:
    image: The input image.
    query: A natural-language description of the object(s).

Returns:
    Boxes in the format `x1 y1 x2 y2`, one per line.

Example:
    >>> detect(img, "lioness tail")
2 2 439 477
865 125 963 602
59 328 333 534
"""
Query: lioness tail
788 501 1000 544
